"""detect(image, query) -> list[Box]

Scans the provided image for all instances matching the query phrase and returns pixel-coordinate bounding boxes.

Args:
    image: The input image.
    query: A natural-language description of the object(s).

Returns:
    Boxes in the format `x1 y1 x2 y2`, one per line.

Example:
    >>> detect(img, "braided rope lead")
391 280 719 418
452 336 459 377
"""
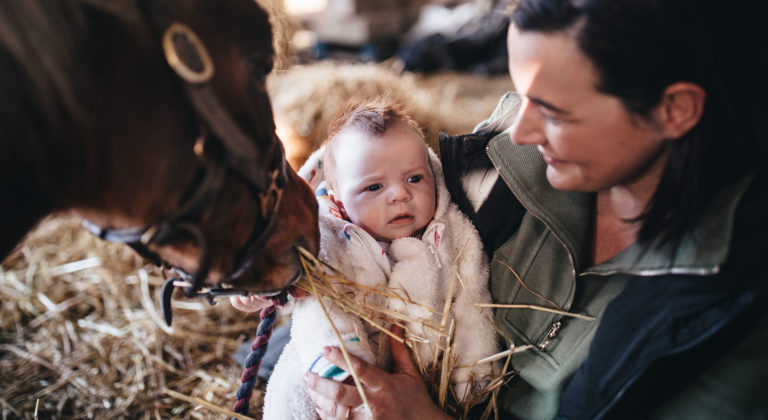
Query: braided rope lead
233 304 277 415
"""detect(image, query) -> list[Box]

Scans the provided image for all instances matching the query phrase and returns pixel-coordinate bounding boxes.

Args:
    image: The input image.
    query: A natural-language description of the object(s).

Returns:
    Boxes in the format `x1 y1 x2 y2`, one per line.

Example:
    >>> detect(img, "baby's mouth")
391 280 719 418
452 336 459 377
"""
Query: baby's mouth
389 213 414 224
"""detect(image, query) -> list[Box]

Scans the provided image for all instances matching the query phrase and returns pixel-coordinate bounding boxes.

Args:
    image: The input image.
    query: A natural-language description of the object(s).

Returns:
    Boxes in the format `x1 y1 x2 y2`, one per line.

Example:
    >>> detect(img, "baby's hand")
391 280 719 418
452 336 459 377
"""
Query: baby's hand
229 295 273 312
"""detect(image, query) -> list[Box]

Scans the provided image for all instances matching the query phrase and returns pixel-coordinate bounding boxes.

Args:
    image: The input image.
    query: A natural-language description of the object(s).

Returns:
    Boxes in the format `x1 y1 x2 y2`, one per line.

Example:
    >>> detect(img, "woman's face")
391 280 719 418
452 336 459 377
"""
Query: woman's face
506 25 670 193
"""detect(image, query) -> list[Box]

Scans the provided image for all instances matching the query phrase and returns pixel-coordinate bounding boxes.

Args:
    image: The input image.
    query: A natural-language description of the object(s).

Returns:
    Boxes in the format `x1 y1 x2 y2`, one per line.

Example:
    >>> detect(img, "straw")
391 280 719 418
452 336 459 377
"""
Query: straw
293 244 526 419
164 388 255 420
1 215 265 418
300 254 374 418
475 303 595 321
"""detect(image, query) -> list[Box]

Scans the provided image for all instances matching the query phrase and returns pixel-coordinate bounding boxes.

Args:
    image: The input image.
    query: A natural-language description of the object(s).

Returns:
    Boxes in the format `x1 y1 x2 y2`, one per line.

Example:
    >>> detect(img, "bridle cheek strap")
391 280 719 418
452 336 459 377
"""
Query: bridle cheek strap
84 14 290 326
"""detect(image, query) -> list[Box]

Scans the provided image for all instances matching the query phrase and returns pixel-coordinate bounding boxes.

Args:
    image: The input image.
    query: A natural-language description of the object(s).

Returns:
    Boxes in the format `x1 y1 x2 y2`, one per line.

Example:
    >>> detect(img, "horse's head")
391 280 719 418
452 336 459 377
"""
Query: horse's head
0 0 318 306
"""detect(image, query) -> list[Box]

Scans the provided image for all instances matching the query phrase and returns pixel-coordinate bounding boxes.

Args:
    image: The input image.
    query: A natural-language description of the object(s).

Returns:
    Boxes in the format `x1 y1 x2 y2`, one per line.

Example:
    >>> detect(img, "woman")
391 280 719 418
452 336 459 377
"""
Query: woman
305 0 768 418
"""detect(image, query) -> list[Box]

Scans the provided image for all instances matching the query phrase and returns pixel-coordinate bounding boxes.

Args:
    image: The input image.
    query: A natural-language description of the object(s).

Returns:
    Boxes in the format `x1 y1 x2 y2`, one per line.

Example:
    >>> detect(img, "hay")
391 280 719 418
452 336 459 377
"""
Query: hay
0 215 518 419
255 0 296 71
294 248 524 419
1 215 269 419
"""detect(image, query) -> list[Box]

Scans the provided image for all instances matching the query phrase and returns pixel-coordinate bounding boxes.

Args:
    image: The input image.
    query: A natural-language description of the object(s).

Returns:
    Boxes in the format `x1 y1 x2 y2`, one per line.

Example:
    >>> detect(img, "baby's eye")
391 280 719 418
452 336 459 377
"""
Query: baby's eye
365 184 382 192
407 175 423 183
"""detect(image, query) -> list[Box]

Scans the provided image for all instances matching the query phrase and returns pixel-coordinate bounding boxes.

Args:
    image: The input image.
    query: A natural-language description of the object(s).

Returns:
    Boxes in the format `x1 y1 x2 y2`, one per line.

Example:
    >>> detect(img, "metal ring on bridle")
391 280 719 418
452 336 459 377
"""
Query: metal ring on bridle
162 22 214 84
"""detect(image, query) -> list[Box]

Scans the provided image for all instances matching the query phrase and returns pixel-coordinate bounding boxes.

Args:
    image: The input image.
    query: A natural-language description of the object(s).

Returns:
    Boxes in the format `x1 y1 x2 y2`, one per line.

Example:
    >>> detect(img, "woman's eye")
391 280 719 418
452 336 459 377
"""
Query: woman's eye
407 175 423 183
543 113 562 125
538 106 563 125
365 184 382 192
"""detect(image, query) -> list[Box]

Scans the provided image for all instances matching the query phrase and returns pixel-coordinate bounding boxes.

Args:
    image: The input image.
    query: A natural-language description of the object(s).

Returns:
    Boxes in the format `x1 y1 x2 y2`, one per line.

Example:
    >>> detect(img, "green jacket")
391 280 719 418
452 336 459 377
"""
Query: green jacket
439 92 768 419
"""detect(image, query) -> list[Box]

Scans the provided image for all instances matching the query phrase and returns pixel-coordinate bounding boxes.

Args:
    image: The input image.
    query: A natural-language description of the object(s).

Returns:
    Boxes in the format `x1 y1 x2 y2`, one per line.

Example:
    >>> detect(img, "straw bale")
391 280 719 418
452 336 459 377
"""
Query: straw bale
256 0 297 71
268 61 509 169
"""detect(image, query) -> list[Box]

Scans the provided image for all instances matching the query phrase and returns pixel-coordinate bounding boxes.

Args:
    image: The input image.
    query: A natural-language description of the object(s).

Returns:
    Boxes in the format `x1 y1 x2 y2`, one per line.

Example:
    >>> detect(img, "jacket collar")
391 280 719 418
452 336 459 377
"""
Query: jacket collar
587 174 751 277
487 132 592 273
487 124 751 277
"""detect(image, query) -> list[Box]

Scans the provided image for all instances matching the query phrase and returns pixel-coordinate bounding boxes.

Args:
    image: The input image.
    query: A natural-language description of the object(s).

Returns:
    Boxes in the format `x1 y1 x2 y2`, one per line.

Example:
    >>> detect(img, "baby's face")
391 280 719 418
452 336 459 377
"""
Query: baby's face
332 121 436 242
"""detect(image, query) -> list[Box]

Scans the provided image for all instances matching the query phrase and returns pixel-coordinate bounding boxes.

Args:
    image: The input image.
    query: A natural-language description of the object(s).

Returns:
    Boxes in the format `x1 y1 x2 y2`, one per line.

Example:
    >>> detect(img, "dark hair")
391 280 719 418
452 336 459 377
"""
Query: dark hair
512 0 768 248
323 96 425 188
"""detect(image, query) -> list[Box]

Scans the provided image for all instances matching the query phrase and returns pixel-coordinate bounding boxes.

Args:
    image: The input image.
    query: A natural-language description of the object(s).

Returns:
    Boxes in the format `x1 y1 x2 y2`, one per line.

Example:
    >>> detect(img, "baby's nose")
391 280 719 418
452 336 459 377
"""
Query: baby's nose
388 184 411 202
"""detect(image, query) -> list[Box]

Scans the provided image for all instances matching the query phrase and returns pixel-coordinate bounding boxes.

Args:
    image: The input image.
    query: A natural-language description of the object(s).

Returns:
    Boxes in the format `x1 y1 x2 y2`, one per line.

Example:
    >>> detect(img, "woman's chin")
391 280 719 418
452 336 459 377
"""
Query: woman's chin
546 167 580 191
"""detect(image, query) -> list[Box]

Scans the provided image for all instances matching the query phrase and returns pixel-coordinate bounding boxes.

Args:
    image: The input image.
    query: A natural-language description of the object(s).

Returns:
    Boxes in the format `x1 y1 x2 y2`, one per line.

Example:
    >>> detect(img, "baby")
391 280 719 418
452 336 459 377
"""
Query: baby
262 98 498 419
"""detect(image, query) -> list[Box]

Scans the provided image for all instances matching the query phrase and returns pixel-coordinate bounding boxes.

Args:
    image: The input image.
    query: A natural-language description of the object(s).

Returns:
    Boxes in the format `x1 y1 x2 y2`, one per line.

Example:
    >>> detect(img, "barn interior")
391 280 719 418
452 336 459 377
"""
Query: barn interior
0 0 512 418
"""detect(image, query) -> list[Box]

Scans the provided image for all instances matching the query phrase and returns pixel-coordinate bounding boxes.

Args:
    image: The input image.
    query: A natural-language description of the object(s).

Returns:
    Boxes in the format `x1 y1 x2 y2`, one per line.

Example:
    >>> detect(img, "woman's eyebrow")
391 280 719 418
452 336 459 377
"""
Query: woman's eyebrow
529 96 571 115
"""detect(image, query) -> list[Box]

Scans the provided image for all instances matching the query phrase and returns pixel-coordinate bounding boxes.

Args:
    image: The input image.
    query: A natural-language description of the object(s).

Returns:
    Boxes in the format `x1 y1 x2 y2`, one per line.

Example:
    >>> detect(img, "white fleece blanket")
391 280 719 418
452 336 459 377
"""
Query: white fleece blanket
262 146 498 420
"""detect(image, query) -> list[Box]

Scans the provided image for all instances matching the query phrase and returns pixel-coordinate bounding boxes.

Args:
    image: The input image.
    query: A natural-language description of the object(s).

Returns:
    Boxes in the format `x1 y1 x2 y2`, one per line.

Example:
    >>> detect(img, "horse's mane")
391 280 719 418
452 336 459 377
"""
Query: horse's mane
0 1 140 143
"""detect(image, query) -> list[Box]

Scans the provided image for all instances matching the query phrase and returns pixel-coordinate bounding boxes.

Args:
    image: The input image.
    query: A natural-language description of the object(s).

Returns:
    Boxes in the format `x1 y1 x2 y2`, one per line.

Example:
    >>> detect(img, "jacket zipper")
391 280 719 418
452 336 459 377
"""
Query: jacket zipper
486 145 576 348
538 321 562 350
580 264 721 278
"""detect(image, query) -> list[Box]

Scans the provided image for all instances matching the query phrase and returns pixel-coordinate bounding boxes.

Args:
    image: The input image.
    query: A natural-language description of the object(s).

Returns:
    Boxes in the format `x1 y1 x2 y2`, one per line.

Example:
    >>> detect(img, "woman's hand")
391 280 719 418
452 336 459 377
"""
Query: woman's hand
304 326 452 420
229 295 272 312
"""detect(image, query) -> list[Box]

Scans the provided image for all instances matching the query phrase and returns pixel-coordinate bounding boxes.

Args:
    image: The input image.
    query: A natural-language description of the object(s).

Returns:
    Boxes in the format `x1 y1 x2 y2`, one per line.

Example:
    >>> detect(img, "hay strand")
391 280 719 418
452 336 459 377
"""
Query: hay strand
164 388 255 420
299 248 374 418
475 303 595 321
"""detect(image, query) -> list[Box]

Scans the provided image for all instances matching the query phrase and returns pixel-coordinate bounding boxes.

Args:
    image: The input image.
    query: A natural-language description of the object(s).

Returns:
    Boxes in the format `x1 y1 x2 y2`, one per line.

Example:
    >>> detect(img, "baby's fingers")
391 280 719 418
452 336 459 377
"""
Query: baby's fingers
228 295 271 312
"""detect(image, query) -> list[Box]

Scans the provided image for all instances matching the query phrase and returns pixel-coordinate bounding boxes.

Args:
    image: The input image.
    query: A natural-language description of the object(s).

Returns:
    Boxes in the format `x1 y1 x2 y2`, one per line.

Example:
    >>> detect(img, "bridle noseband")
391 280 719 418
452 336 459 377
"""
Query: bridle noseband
84 11 292 326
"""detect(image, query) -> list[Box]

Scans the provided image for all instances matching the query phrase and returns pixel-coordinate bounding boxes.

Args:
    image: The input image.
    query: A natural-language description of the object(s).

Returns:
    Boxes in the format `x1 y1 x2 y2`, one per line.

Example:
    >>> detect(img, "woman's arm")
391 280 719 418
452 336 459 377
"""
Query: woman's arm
305 326 452 420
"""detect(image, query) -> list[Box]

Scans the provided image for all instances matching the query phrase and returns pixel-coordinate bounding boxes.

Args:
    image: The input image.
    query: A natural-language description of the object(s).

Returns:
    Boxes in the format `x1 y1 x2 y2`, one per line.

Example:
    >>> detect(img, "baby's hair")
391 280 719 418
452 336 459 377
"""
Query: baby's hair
326 96 424 140
322 96 426 188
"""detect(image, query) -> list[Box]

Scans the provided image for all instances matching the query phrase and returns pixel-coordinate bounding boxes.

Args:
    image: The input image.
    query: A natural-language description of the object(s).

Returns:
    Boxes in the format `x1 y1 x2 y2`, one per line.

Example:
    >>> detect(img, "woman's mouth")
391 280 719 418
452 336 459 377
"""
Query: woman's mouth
542 153 567 166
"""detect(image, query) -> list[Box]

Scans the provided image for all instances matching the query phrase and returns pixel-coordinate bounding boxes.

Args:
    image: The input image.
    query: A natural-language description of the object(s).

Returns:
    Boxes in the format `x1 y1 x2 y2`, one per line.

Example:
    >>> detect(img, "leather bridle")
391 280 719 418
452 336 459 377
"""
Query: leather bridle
84 5 292 326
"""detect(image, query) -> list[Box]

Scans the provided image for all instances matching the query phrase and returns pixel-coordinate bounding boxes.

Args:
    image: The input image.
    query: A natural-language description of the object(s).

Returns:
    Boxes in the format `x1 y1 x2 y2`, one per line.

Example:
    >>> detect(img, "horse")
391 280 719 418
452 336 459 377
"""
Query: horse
0 0 319 319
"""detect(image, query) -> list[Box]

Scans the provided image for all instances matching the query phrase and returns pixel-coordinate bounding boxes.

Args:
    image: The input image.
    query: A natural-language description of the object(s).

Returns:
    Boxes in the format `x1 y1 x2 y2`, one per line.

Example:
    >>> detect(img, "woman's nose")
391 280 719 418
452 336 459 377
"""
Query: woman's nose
509 98 546 146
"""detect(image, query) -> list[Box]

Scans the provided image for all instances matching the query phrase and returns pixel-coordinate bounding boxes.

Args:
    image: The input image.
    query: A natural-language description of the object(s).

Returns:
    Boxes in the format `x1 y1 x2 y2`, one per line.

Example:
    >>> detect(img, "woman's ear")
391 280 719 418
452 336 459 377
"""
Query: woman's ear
658 82 707 139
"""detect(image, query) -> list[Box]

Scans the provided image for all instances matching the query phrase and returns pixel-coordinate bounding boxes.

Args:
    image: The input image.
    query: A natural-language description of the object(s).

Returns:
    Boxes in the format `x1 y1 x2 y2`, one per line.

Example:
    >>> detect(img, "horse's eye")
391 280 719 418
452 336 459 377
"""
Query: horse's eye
246 51 273 84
